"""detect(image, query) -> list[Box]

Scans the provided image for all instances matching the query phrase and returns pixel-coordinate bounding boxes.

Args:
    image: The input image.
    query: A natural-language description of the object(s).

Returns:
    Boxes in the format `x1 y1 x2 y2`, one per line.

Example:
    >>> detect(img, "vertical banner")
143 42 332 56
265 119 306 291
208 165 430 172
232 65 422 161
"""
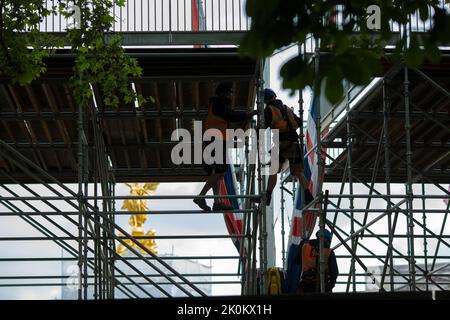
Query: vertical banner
284 96 328 293
218 164 245 253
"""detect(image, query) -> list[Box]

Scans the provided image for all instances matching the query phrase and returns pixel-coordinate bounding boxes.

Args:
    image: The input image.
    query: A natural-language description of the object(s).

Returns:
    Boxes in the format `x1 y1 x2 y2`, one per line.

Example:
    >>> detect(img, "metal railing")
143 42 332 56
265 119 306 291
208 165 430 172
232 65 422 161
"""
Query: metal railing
40 0 250 33
301 1 450 55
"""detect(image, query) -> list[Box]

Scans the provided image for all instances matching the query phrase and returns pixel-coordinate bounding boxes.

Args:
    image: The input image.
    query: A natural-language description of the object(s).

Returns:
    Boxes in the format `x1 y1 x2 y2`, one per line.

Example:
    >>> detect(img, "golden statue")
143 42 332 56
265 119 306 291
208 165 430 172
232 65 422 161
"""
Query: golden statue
116 183 159 255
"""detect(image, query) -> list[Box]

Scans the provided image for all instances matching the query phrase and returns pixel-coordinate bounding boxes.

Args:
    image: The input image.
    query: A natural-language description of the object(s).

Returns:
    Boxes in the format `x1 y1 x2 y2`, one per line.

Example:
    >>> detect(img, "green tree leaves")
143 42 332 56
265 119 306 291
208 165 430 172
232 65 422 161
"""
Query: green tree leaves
240 0 450 104
0 1 62 85
0 0 144 108
64 0 143 108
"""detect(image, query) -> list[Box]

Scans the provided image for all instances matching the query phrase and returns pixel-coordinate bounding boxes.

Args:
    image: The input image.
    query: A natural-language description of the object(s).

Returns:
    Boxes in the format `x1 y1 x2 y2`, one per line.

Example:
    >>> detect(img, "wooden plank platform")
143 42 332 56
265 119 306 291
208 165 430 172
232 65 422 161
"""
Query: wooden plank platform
0 48 258 183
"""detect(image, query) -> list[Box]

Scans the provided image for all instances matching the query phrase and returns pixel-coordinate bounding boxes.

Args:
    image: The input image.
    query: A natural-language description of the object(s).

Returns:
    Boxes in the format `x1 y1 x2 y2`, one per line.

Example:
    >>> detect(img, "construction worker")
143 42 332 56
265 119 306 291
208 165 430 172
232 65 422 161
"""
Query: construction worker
194 82 257 211
295 229 339 293
256 88 313 206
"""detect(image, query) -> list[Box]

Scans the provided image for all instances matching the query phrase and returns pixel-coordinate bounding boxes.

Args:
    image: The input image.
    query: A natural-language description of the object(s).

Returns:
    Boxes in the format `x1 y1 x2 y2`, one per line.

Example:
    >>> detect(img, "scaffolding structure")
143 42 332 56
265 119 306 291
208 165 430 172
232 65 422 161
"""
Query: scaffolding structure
0 1 269 299
0 56 266 298
0 0 449 299
279 7 450 292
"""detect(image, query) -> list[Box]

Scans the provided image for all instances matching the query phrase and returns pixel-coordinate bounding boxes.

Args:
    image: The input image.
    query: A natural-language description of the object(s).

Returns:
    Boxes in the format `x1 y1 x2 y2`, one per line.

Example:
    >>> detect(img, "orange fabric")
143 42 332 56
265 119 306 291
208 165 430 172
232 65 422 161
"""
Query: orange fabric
301 242 330 273
269 105 299 133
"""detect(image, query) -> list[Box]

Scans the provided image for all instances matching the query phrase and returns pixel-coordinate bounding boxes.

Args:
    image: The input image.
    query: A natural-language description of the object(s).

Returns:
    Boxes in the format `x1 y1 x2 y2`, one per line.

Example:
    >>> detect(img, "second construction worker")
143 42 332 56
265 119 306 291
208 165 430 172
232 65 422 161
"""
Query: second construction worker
257 88 314 206
295 229 339 293
194 83 257 212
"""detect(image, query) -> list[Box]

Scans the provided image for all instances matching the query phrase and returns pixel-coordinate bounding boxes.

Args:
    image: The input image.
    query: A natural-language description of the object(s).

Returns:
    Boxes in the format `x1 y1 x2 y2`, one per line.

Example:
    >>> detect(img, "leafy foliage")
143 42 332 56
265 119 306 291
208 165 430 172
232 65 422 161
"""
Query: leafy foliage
0 1 62 84
240 0 450 104
0 0 143 108
61 0 143 108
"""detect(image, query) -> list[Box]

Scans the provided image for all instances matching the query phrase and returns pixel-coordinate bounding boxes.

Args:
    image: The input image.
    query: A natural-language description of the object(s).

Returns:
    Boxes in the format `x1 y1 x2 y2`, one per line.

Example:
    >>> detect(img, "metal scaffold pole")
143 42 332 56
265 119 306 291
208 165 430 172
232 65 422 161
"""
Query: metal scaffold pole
298 41 307 241
313 40 326 294
403 20 416 291
83 142 89 300
256 58 268 294
422 182 429 292
93 168 99 299
382 79 395 292
344 80 356 293
280 185 286 270
77 82 84 300
109 179 116 299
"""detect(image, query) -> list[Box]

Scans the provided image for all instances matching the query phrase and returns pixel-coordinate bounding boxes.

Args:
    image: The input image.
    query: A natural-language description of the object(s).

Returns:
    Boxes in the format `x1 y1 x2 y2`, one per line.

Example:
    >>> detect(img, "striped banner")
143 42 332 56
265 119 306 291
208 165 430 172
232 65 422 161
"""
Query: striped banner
284 96 328 293
218 163 245 253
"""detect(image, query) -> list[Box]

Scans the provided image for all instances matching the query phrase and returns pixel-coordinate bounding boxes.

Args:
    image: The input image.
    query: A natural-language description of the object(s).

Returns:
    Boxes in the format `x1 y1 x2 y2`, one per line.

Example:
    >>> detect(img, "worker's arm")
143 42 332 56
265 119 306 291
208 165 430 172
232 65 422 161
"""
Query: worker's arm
328 250 339 287
212 101 253 123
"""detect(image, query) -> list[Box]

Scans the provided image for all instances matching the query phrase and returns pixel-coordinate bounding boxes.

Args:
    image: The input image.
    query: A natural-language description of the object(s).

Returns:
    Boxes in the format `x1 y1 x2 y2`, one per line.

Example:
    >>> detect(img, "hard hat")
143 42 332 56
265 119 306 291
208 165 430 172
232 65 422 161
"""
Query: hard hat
263 88 276 101
316 229 333 240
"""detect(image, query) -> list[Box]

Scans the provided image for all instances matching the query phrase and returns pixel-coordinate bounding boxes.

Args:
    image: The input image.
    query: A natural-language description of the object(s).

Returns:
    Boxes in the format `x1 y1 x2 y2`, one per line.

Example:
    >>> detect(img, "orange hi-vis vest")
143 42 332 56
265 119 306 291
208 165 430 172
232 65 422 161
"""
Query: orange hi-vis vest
301 242 330 273
269 104 298 133
205 102 228 140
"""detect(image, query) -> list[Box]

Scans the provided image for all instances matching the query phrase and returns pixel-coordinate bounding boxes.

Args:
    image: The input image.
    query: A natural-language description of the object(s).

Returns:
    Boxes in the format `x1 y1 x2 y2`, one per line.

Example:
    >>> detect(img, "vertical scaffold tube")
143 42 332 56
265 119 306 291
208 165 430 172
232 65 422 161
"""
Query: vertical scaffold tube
256 59 267 294
298 41 307 239
77 81 84 300
345 80 356 293
280 184 286 270
93 170 99 300
83 170 89 300
422 183 429 291
314 41 326 294
403 21 416 291
382 80 395 291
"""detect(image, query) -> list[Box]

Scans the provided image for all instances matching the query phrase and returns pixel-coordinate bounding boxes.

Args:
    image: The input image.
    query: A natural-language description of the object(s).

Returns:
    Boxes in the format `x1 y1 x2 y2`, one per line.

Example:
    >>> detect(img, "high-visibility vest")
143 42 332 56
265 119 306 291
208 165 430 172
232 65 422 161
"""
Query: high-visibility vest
205 102 228 140
269 104 298 133
301 242 330 273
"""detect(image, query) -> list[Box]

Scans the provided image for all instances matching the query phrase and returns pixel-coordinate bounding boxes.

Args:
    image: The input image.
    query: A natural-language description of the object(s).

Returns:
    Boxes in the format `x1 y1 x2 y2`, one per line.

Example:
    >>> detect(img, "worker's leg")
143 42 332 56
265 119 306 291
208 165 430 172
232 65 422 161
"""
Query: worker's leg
290 141 315 206
195 141 230 211
291 164 308 190
199 172 222 196
193 165 220 211
194 171 228 211
211 165 234 211
291 164 314 206
250 173 277 205
251 156 285 205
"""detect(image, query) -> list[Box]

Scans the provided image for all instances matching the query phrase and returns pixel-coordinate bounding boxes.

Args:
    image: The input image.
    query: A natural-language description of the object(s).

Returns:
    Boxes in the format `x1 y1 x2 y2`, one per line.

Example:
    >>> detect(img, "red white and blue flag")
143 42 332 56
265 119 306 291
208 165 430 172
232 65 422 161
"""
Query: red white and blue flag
218 163 245 253
284 96 328 293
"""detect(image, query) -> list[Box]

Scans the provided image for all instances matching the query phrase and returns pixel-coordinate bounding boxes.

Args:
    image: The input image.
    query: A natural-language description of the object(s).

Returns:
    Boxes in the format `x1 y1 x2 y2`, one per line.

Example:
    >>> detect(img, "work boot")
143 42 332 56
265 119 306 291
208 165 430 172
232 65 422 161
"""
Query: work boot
212 202 234 211
193 197 211 212
304 189 314 207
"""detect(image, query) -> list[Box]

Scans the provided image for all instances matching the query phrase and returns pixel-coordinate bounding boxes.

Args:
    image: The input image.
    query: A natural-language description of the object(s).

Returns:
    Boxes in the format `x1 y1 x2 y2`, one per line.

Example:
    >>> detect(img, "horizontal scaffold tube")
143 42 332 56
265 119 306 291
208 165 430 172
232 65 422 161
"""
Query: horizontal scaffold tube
0 194 261 201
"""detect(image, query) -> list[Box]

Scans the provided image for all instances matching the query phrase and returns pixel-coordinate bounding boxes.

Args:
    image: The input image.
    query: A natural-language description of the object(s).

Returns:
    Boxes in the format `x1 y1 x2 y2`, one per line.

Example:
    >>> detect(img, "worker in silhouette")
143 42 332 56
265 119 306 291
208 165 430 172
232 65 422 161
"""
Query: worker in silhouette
194 82 257 211
254 88 313 206
295 229 339 293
